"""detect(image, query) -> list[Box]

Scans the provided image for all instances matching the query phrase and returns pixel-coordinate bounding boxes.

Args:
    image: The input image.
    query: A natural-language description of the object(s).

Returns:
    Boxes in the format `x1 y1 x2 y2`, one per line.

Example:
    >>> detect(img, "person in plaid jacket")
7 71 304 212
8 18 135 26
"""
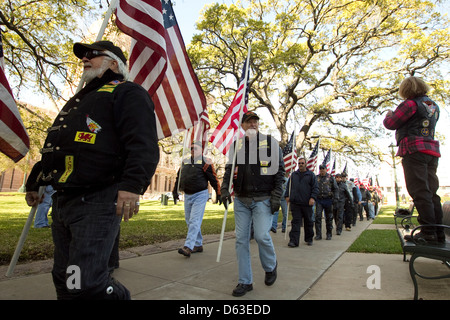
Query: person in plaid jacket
383 76 444 244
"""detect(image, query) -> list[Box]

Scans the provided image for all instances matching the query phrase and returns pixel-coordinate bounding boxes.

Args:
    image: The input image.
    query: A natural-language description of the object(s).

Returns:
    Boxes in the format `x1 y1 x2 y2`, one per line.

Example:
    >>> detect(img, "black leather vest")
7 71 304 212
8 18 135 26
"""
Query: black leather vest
395 96 440 145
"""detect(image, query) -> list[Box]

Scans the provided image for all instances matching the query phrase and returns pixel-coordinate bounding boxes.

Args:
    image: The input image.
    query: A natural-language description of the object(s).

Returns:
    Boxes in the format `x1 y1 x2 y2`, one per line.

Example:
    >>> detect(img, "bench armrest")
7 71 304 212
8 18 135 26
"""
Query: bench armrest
394 214 418 230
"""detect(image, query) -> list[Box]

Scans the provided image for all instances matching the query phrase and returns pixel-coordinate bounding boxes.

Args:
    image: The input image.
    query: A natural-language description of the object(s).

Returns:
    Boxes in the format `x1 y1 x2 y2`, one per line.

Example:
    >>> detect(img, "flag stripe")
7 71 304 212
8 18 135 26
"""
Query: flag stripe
165 27 198 124
209 68 249 155
282 132 297 174
0 96 29 144
306 140 319 172
0 31 30 162
116 0 166 55
129 41 166 94
116 0 206 140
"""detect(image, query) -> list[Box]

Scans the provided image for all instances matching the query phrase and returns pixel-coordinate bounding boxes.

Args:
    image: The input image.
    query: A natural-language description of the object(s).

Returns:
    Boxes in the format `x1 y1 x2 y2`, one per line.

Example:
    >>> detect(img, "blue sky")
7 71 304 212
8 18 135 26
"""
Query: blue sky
172 0 233 42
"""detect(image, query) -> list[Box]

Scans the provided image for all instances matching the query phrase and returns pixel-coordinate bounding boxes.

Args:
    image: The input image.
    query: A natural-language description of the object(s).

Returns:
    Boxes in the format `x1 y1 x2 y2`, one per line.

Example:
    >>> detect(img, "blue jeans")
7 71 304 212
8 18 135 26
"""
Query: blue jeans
183 189 209 249
34 185 55 228
272 198 287 230
368 202 375 219
234 197 277 285
51 184 130 299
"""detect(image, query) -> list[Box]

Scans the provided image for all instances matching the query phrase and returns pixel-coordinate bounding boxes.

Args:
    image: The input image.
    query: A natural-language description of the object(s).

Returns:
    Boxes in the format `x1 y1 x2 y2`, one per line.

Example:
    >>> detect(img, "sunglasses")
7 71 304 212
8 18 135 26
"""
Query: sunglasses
83 50 110 60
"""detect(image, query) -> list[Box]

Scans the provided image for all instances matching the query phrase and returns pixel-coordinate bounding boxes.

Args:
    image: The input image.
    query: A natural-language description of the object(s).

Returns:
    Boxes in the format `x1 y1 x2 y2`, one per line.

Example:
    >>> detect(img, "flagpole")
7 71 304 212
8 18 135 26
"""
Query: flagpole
216 45 251 263
6 186 45 276
285 126 296 240
75 0 118 93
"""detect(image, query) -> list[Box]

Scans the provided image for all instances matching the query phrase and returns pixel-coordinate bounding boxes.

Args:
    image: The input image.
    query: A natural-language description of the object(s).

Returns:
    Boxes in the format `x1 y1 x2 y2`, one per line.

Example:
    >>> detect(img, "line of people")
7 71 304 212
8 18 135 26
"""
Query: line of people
173 110 384 297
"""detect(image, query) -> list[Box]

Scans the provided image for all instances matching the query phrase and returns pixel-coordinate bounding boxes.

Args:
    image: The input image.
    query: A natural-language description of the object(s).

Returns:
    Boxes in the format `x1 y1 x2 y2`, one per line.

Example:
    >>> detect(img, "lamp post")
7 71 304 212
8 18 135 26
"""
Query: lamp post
389 143 400 209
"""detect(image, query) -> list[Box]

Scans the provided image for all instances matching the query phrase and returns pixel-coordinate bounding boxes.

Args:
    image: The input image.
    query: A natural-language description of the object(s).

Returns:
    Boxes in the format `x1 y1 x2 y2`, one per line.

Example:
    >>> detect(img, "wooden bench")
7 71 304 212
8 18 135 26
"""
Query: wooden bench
394 201 450 300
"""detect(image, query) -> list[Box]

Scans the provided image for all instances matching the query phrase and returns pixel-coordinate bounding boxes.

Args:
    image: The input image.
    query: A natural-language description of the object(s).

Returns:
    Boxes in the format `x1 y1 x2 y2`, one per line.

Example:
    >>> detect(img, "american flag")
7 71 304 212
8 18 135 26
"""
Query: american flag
0 29 29 162
116 0 206 139
330 159 336 176
283 132 297 174
321 149 332 174
362 174 371 189
306 140 319 172
354 171 360 186
191 109 210 148
209 57 250 156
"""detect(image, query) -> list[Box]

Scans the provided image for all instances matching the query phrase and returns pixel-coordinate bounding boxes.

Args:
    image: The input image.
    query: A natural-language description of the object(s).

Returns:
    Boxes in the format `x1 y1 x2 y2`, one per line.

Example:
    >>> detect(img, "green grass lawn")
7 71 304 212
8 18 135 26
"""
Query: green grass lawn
1 193 446 264
0 193 235 265
347 204 419 254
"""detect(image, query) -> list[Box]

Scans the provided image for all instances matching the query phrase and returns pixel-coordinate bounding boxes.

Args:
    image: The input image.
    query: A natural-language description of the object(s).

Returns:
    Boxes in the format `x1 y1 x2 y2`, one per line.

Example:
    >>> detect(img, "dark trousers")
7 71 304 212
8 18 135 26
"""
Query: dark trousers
289 203 314 245
333 202 345 232
402 152 443 236
315 198 333 237
352 203 359 224
51 184 130 300
358 202 370 219
344 201 354 228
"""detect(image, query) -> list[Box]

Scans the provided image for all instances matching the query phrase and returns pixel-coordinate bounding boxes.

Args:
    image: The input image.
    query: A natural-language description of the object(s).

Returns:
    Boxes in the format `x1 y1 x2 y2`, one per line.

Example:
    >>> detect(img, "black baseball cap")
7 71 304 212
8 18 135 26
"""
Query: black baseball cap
242 111 259 123
319 164 326 169
73 40 127 64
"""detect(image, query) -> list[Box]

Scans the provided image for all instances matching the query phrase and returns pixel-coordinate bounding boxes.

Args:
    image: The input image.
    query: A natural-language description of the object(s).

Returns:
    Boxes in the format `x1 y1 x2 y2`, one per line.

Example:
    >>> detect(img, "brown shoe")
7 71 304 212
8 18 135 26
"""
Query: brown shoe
178 246 192 257
192 246 203 253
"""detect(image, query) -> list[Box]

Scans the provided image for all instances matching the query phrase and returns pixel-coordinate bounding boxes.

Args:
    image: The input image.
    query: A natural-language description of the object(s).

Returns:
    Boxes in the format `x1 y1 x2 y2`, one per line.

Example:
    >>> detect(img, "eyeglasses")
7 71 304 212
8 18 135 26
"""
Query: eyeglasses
83 50 110 60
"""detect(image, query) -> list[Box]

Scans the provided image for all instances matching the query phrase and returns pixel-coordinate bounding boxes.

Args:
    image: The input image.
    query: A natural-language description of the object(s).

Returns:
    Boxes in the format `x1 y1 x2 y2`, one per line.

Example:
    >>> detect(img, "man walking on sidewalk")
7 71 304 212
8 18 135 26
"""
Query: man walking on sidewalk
221 111 285 297
285 157 318 246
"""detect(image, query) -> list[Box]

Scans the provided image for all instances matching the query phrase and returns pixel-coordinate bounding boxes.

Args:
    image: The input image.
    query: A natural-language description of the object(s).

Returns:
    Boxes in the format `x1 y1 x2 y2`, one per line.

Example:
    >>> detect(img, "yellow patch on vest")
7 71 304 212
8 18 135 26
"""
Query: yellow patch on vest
59 155 74 183
74 131 96 144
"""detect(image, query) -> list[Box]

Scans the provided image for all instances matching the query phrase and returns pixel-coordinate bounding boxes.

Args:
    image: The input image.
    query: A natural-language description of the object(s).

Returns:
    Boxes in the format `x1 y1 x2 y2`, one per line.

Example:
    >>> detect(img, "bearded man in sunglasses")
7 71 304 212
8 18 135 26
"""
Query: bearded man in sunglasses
25 41 159 299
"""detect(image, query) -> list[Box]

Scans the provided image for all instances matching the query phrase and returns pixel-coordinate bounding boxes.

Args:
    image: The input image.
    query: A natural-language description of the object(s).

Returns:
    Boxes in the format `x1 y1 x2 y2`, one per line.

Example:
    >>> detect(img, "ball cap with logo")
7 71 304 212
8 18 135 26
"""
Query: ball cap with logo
242 111 260 123
73 40 127 64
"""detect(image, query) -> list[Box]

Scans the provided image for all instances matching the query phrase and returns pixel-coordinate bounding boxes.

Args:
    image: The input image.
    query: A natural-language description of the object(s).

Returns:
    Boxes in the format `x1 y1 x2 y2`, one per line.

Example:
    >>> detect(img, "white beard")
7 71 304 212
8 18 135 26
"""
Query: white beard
81 59 111 84
245 128 258 138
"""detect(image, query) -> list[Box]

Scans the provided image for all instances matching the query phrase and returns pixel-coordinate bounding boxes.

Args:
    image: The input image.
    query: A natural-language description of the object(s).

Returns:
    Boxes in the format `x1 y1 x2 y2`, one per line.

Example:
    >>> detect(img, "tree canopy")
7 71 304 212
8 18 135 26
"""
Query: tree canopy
0 0 98 109
1 0 449 173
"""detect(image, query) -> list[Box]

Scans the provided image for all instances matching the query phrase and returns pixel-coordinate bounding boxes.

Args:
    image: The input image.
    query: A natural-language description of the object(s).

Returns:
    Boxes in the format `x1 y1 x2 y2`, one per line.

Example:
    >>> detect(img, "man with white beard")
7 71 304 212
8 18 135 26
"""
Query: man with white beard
25 40 159 299
221 111 285 297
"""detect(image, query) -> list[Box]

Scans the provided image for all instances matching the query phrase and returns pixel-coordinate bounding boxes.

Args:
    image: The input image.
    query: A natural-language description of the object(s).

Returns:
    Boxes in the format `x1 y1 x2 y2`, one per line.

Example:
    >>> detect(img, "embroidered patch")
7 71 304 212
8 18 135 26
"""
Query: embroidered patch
86 115 102 133
58 155 74 183
97 85 117 93
97 80 124 93
74 131 96 144
421 128 430 136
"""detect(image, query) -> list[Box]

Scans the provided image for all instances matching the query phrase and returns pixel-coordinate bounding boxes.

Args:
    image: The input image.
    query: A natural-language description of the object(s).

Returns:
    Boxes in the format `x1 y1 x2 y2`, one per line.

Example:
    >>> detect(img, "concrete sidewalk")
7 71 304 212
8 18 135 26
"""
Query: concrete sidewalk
0 218 448 300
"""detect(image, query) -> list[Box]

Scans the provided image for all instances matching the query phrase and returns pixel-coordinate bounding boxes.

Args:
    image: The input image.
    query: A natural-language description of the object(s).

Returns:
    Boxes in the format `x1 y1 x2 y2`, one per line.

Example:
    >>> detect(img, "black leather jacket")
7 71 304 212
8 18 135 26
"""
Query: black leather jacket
26 70 159 195
221 133 285 199
173 157 220 195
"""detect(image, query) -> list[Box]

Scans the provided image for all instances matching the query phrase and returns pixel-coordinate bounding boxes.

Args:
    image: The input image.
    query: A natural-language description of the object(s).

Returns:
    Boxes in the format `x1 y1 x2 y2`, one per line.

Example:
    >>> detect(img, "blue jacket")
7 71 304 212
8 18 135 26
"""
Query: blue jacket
284 169 318 206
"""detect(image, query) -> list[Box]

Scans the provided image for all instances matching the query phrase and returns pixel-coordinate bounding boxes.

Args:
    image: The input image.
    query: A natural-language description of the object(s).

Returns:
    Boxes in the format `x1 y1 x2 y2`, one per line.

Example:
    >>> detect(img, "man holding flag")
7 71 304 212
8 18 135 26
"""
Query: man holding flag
221 111 285 297
25 40 159 299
